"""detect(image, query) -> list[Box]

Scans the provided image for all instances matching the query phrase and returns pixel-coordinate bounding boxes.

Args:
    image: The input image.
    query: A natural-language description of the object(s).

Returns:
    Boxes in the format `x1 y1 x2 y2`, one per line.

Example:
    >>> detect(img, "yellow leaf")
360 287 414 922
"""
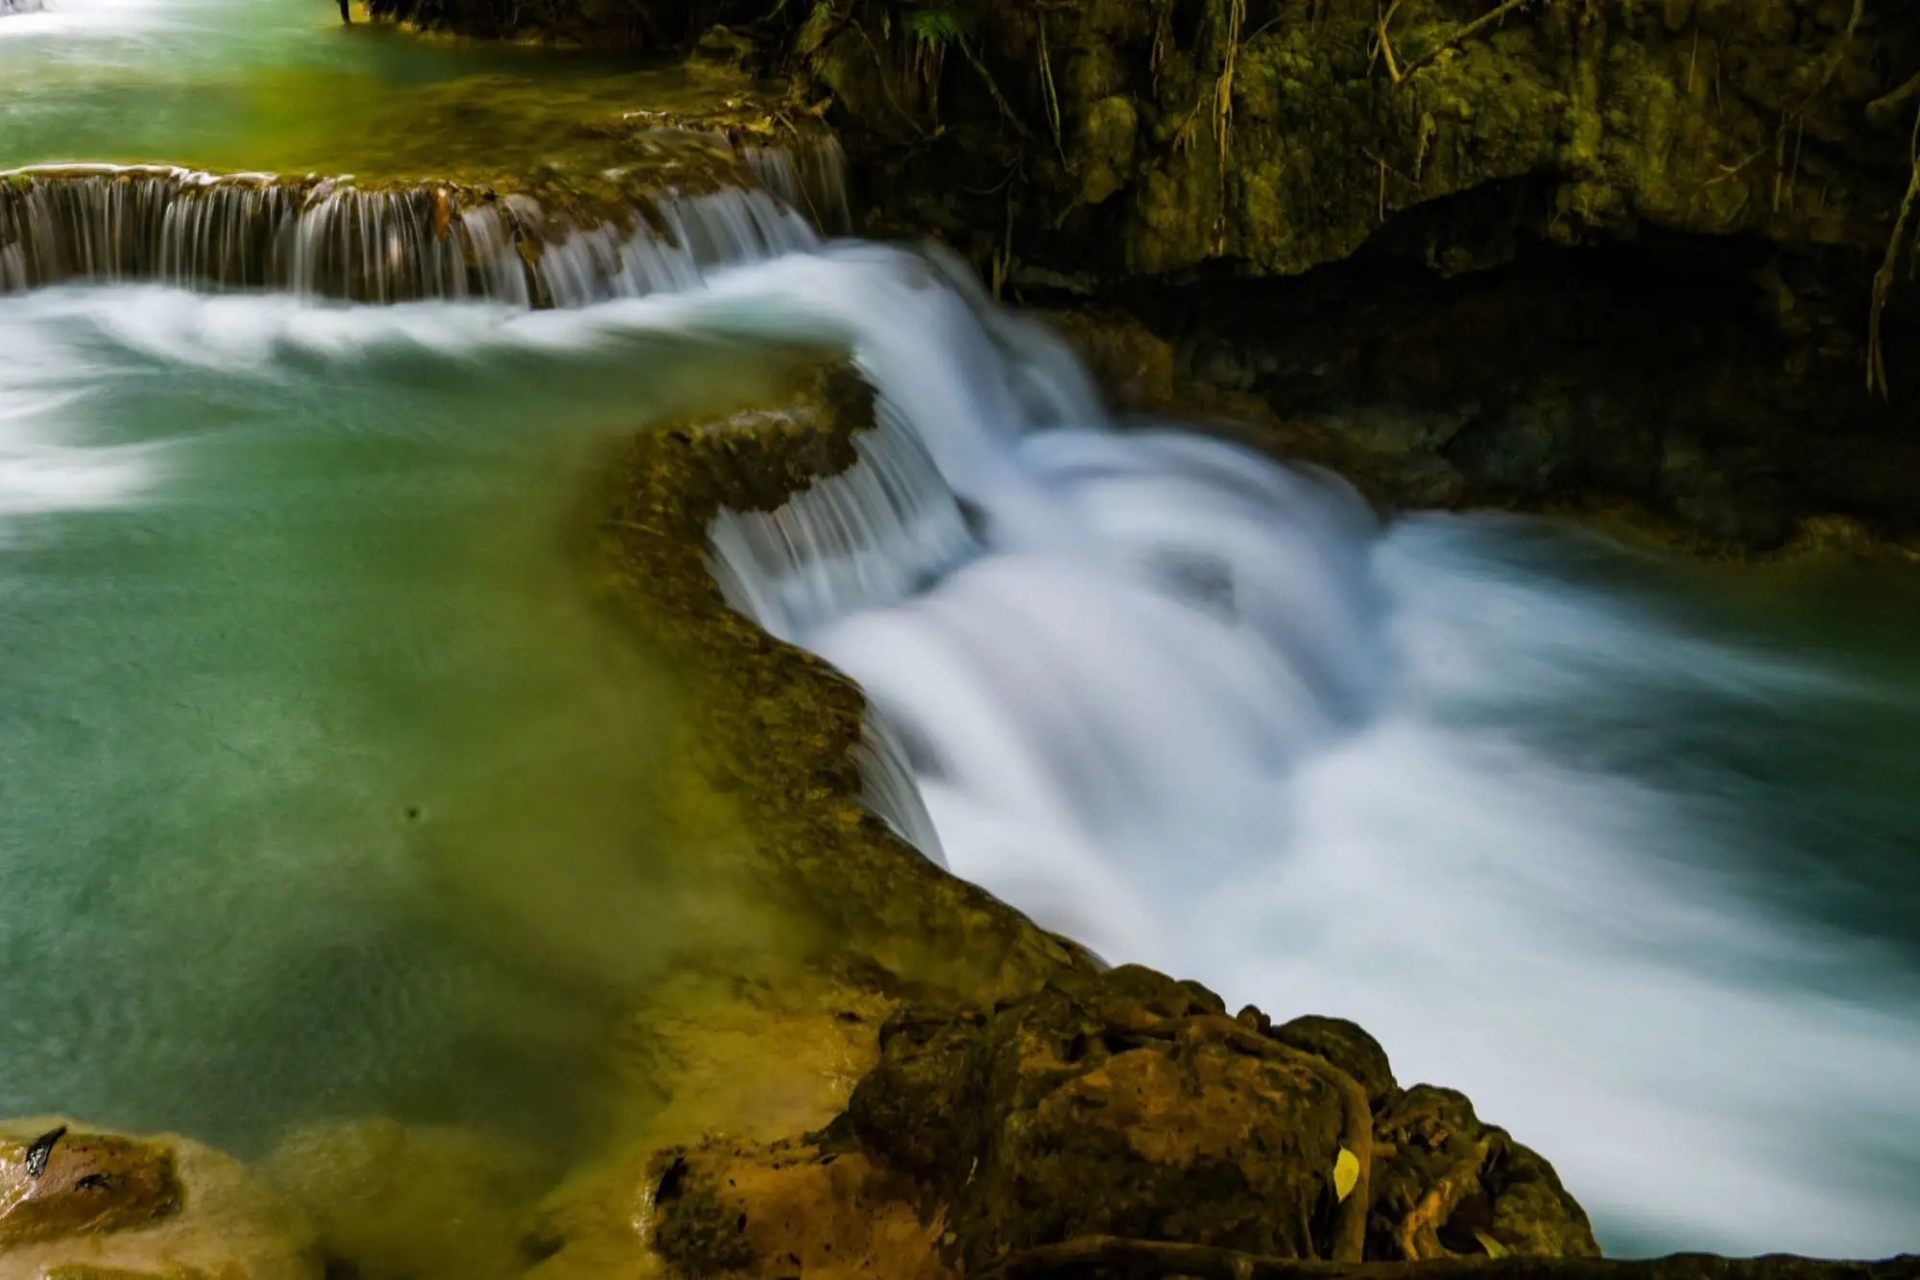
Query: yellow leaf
1333 1147 1360 1202
1473 1230 1510 1259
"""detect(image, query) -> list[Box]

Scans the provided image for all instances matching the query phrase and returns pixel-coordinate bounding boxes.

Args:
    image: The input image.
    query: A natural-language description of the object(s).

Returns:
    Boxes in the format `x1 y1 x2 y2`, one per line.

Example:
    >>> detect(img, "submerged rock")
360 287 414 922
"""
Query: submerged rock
0 1117 321 1280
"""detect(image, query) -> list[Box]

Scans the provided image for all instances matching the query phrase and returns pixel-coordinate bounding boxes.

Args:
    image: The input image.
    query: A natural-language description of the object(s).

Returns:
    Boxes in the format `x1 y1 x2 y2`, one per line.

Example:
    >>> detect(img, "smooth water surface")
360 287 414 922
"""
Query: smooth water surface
0 0 692 177
0 285 802 1156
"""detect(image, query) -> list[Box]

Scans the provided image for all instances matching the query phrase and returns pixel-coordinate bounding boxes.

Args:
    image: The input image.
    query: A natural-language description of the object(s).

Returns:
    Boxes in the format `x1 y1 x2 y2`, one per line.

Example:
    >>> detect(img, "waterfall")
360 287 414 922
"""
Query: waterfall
549 243 1920 1258
0 0 47 14
0 133 846 305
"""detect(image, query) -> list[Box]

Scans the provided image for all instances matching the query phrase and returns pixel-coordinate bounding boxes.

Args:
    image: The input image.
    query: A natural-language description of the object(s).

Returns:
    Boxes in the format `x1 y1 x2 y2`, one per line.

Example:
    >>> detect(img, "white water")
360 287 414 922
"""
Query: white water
3 233 1917 1253
667 247 1920 1257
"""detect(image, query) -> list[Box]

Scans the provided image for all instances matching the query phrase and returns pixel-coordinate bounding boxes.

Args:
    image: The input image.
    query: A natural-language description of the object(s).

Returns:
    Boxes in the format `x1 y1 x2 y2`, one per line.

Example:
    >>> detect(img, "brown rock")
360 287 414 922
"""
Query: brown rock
0 1117 321 1280
844 965 1373 1272
0 1126 182 1247
648 1139 949 1280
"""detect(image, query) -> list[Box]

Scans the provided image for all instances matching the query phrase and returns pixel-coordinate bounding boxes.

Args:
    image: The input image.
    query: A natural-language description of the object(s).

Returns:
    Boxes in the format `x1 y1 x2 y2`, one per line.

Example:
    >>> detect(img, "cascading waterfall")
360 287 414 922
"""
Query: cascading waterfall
0 131 846 305
609 244 1920 1257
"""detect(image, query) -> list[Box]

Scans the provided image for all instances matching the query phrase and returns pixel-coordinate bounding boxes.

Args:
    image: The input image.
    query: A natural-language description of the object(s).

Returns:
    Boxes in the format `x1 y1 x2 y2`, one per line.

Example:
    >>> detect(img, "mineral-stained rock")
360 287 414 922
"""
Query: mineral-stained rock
606 357 1098 999
0 1117 322 1280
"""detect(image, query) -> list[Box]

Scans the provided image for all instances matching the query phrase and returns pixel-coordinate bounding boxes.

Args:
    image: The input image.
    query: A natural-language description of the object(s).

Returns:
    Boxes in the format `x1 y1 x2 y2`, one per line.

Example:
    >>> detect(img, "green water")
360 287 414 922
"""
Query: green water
0 0 711 178
0 292 803 1159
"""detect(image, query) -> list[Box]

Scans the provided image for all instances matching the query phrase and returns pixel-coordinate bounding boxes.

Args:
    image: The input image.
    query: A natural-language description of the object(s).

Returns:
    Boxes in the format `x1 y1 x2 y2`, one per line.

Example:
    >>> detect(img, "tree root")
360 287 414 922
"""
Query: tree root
1395 1137 1495 1260
1038 11 1066 162
979 1246 1920 1280
1867 99 1920 397
1389 0 1540 85
1868 68 1920 131
1212 0 1247 251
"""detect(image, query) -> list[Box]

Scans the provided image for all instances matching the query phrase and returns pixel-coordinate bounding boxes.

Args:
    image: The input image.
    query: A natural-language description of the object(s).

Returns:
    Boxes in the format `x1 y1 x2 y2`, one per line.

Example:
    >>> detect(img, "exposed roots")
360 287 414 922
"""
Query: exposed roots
959 33 1034 142
1038 11 1066 162
1867 99 1920 398
1385 0 1540 85
1210 0 1247 251
1394 1136 1495 1260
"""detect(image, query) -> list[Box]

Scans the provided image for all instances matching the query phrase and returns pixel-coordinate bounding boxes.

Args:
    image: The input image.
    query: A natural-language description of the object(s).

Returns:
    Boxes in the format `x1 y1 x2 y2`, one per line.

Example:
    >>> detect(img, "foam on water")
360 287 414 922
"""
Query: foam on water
2 243 1915 1255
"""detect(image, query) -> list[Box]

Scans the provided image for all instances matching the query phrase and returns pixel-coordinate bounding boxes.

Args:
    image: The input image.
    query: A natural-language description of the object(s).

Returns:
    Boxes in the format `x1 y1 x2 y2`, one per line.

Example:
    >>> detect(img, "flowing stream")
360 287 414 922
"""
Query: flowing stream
4 0 1919 1263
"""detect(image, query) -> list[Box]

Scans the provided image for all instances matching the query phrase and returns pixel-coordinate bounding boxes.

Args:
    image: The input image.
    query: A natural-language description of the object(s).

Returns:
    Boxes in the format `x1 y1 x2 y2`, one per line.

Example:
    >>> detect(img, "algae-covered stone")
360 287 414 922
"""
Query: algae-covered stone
0 1125 181 1247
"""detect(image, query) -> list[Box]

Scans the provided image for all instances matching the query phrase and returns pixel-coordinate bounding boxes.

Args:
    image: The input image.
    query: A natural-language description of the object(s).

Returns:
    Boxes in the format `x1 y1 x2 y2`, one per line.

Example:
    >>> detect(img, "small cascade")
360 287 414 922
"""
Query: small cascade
707 410 975 641
735 134 852 235
855 707 947 866
0 0 48 14
0 132 844 305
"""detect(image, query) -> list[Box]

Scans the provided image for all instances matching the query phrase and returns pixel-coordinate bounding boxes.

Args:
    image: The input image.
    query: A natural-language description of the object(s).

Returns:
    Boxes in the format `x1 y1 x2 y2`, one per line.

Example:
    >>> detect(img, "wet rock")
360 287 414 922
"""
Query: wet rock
0 1125 181 1247
0 1117 321 1280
